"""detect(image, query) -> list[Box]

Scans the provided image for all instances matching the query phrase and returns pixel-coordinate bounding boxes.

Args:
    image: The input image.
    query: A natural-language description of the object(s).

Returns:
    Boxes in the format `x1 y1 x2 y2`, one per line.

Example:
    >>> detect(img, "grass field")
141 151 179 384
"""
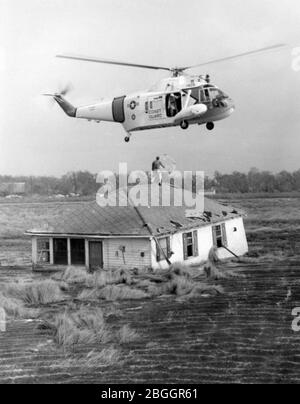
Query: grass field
0 196 300 383
0 202 82 266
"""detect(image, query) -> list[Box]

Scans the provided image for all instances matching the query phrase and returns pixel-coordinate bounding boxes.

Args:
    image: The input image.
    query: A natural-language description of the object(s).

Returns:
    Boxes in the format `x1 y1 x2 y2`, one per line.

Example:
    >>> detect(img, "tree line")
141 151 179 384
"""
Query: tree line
0 171 98 196
1 168 300 196
205 168 300 193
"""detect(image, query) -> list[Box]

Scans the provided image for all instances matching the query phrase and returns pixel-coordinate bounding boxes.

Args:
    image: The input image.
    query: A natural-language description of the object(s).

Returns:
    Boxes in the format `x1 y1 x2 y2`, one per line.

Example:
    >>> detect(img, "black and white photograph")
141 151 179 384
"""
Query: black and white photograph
0 0 300 388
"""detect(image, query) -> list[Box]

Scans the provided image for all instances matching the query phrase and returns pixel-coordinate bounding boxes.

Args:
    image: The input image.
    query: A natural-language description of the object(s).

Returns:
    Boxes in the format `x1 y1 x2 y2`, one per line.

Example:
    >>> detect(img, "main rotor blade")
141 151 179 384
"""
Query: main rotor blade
182 44 286 70
56 54 171 72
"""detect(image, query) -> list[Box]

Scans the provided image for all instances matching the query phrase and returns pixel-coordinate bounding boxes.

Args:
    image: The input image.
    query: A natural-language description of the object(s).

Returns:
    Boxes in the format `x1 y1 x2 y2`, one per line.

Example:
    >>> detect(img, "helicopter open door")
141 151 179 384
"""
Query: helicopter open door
166 92 182 117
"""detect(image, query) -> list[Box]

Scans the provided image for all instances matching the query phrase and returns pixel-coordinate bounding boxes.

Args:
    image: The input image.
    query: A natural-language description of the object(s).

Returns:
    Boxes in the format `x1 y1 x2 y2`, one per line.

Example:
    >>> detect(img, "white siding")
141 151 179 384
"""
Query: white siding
103 238 151 270
151 217 248 270
217 217 248 259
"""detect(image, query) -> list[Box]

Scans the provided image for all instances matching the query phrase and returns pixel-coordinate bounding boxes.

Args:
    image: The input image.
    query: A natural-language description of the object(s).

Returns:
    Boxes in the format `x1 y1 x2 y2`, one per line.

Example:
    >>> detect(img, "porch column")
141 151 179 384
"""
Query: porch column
85 239 89 269
32 237 37 265
67 238 71 266
49 238 54 264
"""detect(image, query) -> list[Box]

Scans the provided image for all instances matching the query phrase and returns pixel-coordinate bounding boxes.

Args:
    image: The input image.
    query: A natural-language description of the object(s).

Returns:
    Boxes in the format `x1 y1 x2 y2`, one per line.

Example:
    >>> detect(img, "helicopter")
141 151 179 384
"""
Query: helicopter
45 44 285 142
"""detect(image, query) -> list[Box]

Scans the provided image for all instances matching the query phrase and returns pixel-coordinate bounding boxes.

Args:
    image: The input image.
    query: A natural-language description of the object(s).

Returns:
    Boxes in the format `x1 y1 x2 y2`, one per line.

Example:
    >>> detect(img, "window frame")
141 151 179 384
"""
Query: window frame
183 230 199 260
37 238 50 264
156 236 172 262
212 223 228 248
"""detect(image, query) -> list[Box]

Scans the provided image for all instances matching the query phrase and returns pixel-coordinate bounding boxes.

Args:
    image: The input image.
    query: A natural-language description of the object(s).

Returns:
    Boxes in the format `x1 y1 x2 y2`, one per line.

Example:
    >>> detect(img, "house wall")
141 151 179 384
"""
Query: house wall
31 235 151 271
103 238 151 270
151 217 248 270
31 217 248 271
218 217 248 259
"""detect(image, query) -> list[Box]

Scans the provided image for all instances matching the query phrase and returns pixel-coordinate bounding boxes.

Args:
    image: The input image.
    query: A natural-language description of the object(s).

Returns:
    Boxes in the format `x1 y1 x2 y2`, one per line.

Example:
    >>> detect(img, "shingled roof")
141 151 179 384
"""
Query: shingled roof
26 184 243 237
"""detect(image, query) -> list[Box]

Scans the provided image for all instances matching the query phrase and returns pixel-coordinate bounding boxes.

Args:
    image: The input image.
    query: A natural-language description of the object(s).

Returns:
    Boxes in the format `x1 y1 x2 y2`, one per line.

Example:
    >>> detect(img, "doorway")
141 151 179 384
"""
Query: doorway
53 238 68 265
166 92 182 117
71 239 85 265
89 241 103 270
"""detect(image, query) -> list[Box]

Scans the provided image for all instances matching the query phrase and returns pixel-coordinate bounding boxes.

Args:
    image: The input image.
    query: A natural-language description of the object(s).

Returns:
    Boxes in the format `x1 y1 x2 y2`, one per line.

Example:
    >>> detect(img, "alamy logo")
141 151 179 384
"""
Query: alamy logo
95 163 205 213
291 308 300 332
291 48 300 72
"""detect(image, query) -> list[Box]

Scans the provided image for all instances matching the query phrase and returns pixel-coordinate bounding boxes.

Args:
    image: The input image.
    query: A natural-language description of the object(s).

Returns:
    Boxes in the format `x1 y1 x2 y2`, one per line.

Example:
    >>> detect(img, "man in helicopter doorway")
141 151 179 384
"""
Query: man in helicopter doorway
151 156 165 186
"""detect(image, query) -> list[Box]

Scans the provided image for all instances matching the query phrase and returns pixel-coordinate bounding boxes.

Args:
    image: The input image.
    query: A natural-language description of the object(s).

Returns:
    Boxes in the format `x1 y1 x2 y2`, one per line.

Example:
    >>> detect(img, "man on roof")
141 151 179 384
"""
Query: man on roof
151 156 165 186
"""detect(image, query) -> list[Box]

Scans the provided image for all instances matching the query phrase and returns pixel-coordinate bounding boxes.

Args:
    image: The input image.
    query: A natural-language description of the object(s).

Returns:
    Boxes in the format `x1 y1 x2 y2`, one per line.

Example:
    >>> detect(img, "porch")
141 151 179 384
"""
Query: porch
32 236 103 270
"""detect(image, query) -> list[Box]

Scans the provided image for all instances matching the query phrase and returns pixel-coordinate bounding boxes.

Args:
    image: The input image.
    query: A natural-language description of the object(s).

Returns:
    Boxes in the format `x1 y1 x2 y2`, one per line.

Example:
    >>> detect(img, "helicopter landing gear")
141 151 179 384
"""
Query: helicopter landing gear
206 122 214 131
124 133 131 142
180 120 189 130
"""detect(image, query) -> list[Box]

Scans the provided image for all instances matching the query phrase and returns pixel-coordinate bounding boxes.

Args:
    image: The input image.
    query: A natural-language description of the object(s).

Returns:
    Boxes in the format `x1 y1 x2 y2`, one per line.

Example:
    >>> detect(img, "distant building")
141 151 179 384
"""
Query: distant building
204 188 216 196
0 182 26 195
26 184 248 271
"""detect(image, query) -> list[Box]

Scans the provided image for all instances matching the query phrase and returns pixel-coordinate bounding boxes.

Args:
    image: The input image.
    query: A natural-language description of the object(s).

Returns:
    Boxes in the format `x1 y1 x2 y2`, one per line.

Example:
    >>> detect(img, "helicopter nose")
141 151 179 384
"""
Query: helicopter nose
220 97 235 111
228 98 235 111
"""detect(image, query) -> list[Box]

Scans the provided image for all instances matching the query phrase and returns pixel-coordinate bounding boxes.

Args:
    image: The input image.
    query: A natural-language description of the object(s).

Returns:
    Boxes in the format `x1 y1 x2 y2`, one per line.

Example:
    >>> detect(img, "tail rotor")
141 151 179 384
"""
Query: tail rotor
43 83 76 117
43 82 74 106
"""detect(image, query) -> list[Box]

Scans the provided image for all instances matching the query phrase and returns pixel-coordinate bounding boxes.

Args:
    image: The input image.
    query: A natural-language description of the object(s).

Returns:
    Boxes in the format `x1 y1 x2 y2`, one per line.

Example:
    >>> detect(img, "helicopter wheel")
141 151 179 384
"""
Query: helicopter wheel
180 120 189 130
206 122 214 131
124 133 132 142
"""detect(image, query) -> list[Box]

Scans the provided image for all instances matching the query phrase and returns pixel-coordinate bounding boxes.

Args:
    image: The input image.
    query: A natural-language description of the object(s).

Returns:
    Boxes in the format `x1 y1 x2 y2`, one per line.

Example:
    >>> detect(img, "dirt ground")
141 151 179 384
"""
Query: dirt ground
0 197 300 384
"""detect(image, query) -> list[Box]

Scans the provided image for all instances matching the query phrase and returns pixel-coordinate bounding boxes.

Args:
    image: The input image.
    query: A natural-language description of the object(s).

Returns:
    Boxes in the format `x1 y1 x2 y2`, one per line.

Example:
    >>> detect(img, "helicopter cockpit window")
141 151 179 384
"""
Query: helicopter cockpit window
199 87 228 104
209 88 223 99
200 88 211 103
166 92 182 117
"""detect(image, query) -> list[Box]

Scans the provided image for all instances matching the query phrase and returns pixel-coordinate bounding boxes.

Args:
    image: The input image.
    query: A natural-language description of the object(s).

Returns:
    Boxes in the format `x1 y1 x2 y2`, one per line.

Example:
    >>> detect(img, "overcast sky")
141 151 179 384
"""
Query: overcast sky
0 0 299 177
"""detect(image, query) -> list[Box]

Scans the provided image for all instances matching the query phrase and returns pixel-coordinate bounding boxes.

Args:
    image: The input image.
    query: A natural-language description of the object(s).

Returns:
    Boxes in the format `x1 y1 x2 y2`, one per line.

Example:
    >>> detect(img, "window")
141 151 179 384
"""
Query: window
209 88 222 100
71 239 85 265
212 224 228 248
53 238 68 265
186 87 201 104
183 231 198 260
200 86 228 103
37 238 50 263
191 87 200 104
156 237 172 262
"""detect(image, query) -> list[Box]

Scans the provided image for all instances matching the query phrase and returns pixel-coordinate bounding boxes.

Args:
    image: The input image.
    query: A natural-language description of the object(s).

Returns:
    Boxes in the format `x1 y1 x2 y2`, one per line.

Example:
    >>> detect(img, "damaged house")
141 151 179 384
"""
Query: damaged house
26 184 248 271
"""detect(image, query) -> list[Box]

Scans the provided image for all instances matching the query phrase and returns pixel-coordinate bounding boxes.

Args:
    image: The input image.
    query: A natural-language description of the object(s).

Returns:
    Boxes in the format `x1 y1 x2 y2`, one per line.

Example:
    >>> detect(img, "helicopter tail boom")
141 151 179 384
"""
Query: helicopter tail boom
44 93 77 117
53 94 77 117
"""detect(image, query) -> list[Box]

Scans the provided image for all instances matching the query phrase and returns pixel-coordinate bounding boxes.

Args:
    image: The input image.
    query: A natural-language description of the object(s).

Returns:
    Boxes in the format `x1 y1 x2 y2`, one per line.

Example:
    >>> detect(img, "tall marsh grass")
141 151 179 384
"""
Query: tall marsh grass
5 279 64 305
45 307 111 348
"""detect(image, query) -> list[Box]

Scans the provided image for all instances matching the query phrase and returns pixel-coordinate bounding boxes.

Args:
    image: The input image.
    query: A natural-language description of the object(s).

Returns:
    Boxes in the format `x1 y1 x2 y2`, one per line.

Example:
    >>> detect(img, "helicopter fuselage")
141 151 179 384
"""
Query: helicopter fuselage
52 44 284 141
53 75 235 140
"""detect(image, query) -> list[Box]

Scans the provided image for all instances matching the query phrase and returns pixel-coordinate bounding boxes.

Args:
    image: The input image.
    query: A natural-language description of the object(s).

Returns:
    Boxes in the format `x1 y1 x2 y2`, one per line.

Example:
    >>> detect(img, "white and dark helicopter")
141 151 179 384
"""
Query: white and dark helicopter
46 44 285 142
